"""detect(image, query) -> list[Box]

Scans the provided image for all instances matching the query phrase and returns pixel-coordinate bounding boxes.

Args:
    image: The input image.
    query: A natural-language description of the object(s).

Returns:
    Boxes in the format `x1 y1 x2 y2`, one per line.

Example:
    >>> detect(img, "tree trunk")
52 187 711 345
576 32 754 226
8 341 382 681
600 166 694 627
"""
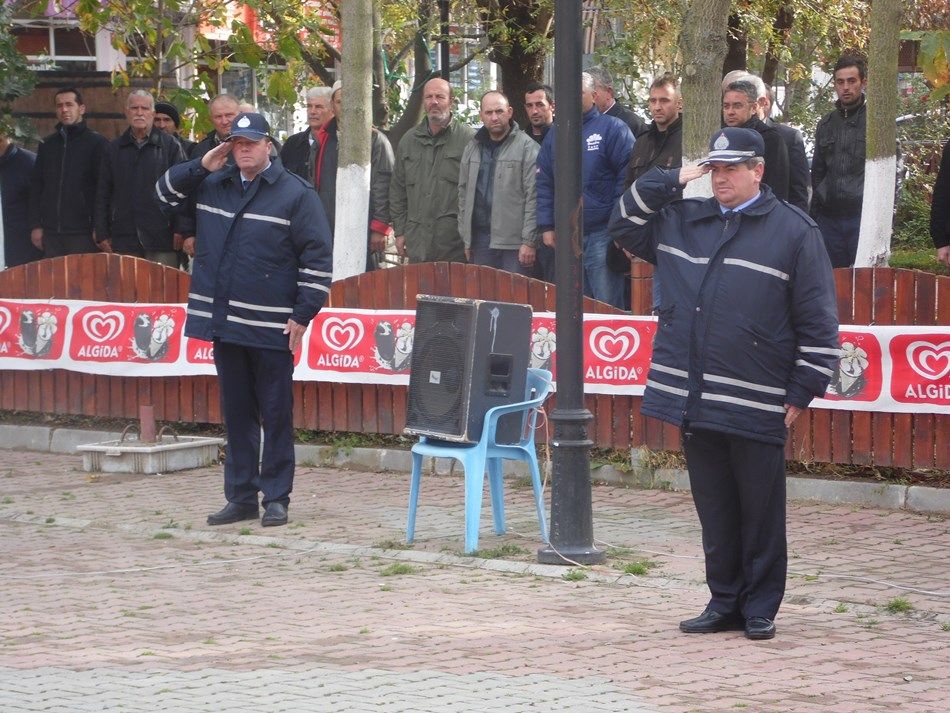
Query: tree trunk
372 3 389 128
495 49 546 129
722 13 746 76
386 27 432 151
855 0 902 267
479 0 552 129
335 0 373 279
762 5 794 87
679 0 731 197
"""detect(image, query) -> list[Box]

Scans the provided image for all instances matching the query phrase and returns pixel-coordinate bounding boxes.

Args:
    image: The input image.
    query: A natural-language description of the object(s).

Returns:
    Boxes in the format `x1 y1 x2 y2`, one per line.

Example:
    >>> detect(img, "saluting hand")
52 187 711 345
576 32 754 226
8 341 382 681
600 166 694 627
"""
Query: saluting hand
678 164 710 185
201 141 233 172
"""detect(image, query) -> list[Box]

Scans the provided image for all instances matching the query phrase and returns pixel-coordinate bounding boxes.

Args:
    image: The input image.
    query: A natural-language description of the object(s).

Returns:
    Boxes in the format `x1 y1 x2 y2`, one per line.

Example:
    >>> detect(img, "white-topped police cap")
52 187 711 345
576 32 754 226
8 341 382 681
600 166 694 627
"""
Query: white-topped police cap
226 112 270 141
698 127 765 165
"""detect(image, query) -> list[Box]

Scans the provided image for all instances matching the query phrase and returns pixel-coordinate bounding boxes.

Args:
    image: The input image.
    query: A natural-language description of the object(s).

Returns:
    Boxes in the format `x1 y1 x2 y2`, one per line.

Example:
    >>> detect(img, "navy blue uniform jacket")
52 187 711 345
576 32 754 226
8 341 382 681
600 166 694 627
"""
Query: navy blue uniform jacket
157 157 333 351
608 167 840 445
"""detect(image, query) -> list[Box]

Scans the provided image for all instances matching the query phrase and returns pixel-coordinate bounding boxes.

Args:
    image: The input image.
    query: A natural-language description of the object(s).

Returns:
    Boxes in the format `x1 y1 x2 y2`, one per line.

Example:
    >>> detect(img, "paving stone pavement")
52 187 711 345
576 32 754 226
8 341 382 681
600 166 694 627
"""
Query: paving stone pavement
0 450 948 712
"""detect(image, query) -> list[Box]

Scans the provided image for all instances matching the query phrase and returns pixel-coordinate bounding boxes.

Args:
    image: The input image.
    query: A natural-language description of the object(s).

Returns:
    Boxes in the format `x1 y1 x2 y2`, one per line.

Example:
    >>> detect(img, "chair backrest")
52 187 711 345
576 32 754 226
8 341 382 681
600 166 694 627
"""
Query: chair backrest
517 368 553 446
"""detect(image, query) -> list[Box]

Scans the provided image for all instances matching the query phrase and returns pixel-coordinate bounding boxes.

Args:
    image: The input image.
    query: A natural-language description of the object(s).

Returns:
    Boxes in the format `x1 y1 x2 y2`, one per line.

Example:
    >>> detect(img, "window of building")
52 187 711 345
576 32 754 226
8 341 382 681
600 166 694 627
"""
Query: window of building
12 21 96 72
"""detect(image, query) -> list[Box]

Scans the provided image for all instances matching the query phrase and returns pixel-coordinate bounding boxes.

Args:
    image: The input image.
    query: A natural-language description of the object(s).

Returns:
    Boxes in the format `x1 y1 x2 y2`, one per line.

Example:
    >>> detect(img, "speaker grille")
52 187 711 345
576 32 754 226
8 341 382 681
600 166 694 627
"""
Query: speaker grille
406 301 474 436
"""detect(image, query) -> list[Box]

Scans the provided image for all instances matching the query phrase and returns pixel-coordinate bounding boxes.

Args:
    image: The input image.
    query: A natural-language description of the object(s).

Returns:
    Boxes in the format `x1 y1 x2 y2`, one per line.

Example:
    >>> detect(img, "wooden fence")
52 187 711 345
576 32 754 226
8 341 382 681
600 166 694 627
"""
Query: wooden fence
0 254 947 470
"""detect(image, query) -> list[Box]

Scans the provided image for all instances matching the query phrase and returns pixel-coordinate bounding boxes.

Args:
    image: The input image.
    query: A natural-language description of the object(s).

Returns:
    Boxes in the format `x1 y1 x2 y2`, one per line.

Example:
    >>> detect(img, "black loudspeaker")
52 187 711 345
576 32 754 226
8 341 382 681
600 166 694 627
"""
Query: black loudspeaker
406 295 533 444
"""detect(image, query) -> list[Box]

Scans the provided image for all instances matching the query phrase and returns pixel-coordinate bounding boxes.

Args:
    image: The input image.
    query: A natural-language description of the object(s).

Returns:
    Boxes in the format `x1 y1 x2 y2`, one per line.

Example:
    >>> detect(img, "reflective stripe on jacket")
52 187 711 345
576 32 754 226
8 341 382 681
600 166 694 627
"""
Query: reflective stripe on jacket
608 167 840 445
157 158 333 351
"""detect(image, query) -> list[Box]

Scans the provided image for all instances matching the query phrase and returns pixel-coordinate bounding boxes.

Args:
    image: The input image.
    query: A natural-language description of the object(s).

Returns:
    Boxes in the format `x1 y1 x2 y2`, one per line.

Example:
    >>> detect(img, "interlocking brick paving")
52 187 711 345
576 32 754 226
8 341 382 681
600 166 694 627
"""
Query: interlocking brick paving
0 450 947 712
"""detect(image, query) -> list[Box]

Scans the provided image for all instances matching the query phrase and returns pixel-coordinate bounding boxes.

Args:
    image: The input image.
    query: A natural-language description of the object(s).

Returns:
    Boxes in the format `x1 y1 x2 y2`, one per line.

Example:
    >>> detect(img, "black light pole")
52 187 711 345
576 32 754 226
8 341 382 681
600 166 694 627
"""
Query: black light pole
537 0 604 566
439 0 450 80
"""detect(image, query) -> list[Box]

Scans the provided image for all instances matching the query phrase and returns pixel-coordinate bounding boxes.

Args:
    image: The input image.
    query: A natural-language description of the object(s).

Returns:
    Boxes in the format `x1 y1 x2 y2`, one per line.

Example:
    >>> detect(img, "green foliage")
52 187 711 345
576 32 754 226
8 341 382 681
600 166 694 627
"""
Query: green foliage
0 3 37 140
903 30 950 99
562 569 587 581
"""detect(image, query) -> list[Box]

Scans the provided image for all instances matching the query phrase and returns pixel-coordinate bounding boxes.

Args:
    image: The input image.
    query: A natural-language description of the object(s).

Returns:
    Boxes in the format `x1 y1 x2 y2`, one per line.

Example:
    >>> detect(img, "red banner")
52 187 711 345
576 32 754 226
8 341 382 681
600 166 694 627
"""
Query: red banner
0 300 946 415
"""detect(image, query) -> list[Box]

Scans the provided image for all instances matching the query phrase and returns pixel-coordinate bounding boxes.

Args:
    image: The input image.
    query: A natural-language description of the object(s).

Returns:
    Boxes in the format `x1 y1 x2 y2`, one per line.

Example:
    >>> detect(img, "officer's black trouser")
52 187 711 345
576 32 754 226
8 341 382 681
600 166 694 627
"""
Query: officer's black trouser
213 340 295 508
682 427 787 620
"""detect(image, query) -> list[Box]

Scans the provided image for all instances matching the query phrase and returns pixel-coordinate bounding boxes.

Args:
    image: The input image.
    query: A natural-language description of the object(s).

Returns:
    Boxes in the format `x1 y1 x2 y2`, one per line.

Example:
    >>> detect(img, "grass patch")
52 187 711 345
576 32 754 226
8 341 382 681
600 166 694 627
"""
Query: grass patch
562 569 587 581
373 539 414 551
1 496 12 504
238 527 252 536
327 563 348 572
470 543 529 559
45 517 55 524
884 596 913 614
834 603 848 613
622 560 657 576
152 532 173 540
380 563 417 577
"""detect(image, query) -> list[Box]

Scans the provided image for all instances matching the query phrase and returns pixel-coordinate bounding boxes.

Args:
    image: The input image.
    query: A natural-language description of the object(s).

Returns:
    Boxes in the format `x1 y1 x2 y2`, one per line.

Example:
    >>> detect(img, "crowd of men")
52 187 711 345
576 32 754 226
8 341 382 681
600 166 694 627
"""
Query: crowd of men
4 55 950 298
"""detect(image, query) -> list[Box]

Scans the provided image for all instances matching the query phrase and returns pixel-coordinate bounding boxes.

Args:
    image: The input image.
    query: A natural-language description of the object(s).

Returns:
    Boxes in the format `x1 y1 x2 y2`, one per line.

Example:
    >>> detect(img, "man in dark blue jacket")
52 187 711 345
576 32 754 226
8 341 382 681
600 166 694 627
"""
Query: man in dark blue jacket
0 133 40 268
537 72 634 307
609 128 839 640
157 113 333 528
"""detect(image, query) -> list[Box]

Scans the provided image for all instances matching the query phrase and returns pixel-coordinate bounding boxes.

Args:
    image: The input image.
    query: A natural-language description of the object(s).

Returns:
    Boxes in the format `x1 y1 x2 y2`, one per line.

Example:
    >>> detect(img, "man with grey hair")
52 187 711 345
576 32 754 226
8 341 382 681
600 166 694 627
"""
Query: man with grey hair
722 72 808 210
190 94 241 160
281 87 333 182
722 80 789 202
95 89 187 266
587 65 645 138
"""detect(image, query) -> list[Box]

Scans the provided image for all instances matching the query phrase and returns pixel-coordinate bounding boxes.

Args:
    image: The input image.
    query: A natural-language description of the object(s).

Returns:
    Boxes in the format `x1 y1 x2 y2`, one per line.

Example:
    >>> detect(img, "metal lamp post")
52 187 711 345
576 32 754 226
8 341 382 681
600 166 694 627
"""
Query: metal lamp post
537 0 604 566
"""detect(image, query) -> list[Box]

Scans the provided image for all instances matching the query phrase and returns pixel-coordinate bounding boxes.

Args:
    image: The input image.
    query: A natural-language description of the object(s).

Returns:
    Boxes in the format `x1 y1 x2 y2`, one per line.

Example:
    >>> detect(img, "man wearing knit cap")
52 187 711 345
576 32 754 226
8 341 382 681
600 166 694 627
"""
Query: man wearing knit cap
154 101 196 156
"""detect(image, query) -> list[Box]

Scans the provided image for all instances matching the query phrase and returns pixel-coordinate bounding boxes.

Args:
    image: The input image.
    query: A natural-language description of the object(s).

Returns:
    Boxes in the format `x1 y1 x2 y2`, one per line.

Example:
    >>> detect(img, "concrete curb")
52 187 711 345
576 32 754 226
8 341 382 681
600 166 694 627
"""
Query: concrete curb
0 423 946 516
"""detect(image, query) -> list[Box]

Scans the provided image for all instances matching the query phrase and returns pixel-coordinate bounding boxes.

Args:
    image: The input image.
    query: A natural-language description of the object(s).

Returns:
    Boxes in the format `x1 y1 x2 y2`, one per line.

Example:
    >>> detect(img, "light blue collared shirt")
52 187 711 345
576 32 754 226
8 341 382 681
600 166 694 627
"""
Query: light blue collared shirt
719 190 762 214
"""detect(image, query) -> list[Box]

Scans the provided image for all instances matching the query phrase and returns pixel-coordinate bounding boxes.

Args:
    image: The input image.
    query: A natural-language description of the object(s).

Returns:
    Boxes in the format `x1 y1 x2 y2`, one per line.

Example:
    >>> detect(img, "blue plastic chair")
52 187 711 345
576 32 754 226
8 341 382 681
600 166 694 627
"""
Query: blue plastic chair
406 368 552 554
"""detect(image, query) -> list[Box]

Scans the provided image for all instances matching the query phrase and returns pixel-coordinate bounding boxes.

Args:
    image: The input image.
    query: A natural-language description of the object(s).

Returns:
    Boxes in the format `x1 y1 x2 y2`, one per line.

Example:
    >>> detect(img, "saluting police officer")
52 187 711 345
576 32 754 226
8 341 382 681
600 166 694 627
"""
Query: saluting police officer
608 127 839 640
157 113 333 527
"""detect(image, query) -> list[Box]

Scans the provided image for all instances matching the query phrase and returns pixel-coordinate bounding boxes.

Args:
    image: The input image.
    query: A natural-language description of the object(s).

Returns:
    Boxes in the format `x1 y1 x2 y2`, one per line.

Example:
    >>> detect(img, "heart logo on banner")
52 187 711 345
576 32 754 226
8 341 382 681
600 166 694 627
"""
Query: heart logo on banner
905 340 950 381
0 306 10 336
589 326 640 363
322 317 364 352
82 310 125 343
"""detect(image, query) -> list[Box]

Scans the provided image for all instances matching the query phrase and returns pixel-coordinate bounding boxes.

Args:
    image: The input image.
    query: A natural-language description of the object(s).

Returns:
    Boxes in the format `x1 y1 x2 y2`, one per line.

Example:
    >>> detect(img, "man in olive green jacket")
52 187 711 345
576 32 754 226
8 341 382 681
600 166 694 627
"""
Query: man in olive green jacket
457 90 539 276
390 78 475 263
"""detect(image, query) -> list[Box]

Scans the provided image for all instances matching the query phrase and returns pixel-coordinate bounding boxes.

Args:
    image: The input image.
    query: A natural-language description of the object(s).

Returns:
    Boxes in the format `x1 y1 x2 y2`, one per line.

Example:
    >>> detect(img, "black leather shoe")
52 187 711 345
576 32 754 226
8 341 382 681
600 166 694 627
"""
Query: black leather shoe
261 502 288 527
745 616 776 640
207 502 259 526
679 608 744 634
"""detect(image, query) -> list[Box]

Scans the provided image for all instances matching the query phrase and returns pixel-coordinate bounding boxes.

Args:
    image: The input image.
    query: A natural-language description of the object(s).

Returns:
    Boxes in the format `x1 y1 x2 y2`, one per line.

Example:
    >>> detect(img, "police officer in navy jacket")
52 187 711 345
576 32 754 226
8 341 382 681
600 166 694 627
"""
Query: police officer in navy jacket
157 113 333 527
609 128 839 640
